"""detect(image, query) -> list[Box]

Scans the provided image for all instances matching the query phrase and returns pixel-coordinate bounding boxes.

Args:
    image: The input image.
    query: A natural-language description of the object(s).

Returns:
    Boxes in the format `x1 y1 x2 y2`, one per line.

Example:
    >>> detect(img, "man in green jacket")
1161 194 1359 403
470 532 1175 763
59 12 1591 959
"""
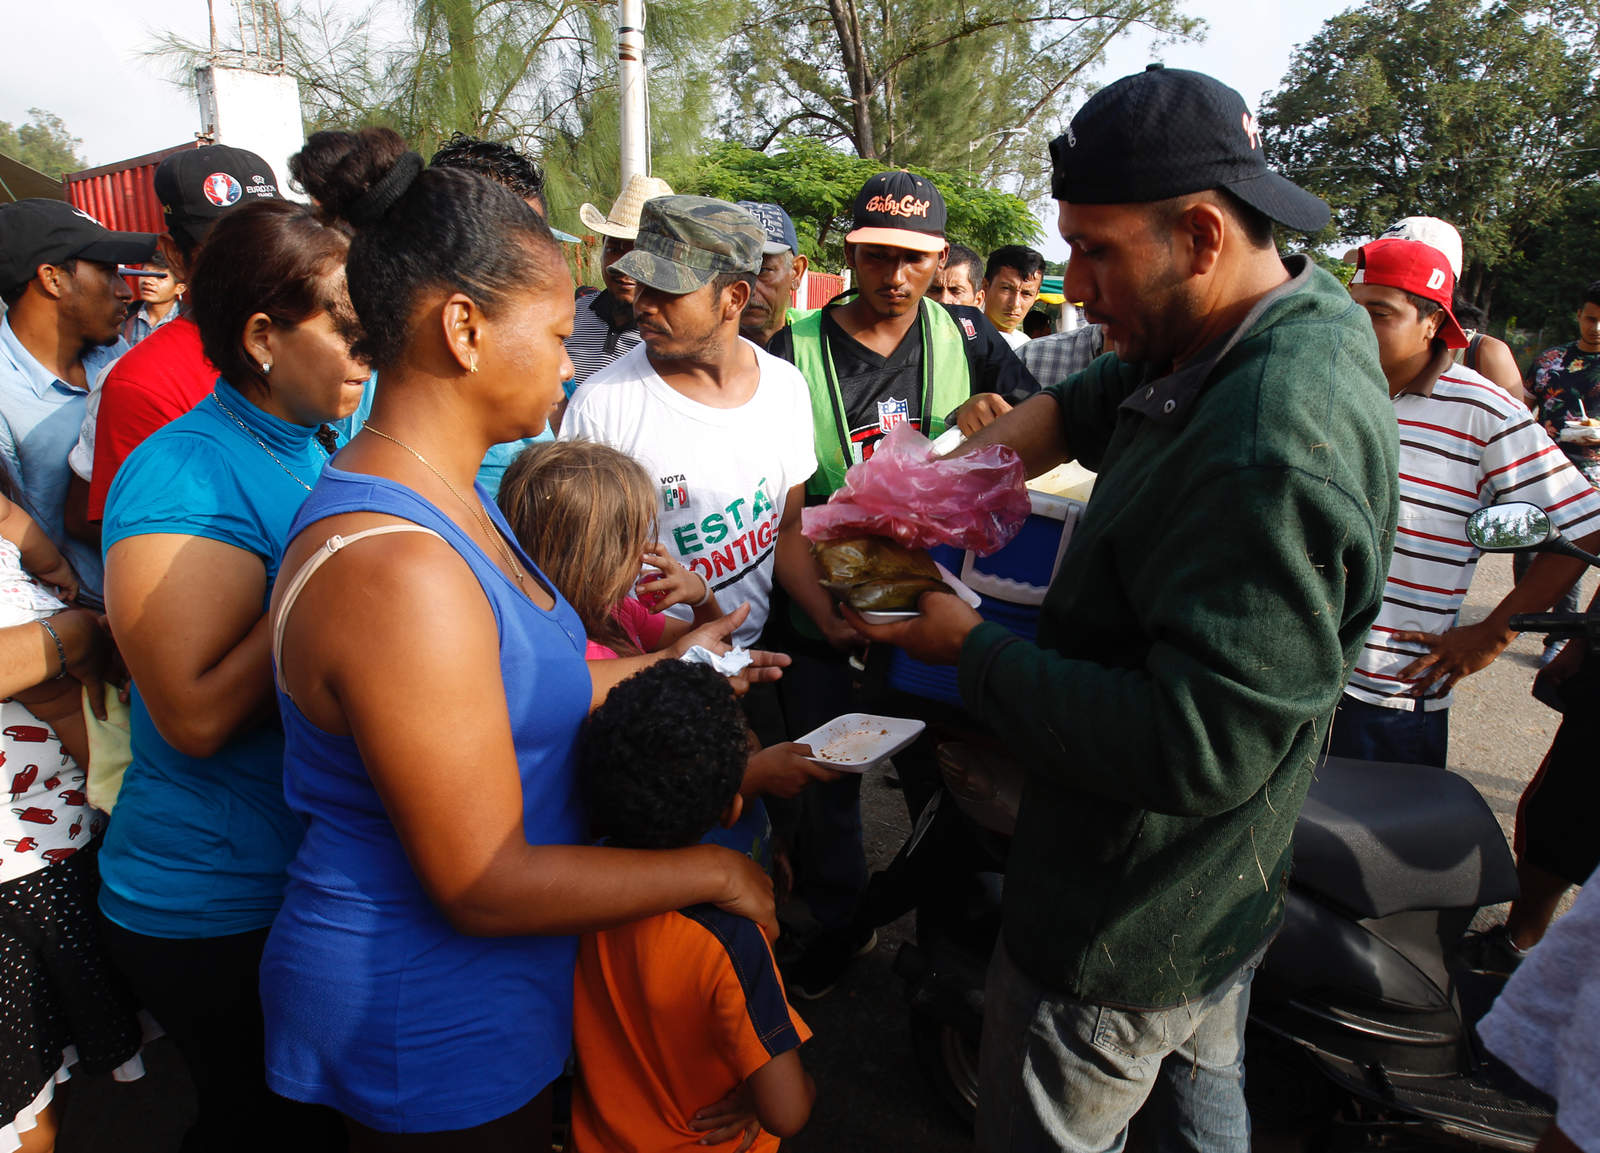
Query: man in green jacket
848 66 1399 1150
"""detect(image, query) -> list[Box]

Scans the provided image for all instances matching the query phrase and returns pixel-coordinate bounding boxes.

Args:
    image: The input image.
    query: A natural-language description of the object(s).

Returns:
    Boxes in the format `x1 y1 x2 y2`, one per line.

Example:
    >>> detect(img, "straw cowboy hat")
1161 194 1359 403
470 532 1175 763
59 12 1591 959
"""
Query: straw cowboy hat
578 174 675 240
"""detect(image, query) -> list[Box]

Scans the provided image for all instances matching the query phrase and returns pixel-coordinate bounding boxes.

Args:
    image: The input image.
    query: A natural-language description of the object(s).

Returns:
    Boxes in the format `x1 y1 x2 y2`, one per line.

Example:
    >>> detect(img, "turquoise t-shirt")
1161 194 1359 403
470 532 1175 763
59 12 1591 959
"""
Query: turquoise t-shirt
475 430 552 499
98 378 349 938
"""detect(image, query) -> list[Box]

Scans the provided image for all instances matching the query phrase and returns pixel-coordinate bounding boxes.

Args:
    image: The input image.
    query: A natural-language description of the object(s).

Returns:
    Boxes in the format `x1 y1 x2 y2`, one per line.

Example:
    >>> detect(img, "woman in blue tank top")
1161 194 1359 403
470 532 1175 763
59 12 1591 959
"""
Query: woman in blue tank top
262 128 779 1149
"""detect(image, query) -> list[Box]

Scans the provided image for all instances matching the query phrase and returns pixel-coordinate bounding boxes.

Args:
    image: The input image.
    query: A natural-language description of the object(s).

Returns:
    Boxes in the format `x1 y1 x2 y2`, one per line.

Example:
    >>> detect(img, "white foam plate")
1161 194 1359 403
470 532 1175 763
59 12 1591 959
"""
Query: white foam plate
856 562 982 625
1560 425 1600 443
796 713 926 773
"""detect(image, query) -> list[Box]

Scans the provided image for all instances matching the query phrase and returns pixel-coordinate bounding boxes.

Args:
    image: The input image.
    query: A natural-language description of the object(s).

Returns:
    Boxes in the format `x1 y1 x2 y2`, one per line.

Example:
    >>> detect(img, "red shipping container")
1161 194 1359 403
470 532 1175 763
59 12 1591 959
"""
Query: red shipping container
64 142 199 235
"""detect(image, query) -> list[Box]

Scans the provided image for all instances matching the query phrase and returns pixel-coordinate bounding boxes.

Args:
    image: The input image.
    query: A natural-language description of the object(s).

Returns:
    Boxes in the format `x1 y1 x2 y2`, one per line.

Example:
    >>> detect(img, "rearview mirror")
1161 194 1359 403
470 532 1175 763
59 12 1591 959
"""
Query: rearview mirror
1465 503 1555 553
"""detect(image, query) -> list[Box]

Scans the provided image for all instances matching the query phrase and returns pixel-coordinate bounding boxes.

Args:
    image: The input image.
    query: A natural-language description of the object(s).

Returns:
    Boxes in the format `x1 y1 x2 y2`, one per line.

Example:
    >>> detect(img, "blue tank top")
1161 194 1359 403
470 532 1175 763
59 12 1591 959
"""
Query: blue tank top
260 465 591 1134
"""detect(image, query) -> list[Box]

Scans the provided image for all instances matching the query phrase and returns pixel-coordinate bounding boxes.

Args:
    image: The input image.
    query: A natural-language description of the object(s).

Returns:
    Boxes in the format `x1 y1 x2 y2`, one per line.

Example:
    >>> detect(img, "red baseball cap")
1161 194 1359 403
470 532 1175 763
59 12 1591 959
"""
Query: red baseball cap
1351 238 1468 349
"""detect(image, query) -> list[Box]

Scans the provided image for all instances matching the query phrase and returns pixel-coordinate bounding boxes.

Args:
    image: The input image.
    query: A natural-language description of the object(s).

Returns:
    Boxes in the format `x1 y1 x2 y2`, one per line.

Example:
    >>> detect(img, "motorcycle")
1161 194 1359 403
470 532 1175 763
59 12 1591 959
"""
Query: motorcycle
866 499 1598 1149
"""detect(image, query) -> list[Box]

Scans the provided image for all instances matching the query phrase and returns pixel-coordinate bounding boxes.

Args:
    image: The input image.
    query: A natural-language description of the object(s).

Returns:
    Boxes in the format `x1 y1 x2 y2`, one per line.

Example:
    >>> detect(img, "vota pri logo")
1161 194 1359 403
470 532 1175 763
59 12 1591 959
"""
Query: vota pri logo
202 172 244 207
659 473 689 510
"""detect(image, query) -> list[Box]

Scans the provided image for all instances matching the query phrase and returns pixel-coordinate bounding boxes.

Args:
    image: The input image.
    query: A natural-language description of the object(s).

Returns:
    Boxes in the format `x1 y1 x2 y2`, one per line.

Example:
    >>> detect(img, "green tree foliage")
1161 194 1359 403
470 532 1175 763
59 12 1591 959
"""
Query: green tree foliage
723 0 1200 194
150 0 1189 276
1258 0 1600 317
666 137 1042 270
0 109 86 179
1491 185 1600 337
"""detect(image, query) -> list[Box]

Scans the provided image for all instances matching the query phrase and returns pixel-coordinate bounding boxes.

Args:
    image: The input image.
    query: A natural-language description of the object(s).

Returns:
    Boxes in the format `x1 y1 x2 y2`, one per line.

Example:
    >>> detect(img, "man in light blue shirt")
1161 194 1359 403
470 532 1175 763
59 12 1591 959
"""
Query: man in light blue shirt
0 199 157 596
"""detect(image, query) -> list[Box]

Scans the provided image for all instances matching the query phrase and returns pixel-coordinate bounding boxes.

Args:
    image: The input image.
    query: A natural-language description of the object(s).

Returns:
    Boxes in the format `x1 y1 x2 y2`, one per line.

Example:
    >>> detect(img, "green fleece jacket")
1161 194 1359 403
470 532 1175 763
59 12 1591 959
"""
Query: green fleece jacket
957 258 1398 1007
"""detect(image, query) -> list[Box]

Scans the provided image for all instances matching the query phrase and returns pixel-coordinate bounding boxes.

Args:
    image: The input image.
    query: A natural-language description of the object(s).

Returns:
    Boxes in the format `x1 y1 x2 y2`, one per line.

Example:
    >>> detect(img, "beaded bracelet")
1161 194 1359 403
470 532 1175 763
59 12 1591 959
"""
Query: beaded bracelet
39 618 68 680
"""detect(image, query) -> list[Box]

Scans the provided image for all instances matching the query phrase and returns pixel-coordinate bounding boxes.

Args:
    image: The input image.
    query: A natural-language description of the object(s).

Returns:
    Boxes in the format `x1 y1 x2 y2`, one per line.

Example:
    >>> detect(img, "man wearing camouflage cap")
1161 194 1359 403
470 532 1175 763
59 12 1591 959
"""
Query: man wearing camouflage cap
561 195 819 651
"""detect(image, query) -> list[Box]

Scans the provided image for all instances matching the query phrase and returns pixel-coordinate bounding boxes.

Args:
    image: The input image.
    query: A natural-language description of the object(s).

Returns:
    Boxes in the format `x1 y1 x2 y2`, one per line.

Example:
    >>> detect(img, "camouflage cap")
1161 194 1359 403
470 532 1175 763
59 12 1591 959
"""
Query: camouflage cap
611 195 764 295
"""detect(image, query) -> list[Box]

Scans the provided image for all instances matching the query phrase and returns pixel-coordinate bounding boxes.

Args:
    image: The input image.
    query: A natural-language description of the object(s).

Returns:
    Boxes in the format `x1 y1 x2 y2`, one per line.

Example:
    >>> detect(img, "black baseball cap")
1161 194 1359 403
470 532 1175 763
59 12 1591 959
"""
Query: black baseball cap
0 199 157 295
153 145 280 251
846 171 947 254
1049 65 1328 233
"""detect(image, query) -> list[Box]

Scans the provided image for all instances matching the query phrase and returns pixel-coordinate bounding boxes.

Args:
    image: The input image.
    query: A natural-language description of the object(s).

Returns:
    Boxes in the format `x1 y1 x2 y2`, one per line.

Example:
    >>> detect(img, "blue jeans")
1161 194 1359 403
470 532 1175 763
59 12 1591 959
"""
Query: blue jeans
976 938 1262 1153
1326 693 1448 768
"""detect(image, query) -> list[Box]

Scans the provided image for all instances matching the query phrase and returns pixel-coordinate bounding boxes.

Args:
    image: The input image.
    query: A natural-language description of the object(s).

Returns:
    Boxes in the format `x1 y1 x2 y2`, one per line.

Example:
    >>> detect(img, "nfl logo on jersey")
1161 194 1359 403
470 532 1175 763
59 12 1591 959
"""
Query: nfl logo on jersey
877 397 909 433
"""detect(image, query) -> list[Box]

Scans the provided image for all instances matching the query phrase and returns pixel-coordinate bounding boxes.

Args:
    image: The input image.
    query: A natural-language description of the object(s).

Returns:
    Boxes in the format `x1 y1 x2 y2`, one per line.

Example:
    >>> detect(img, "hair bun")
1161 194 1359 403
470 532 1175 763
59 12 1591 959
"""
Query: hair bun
348 152 424 227
290 127 411 226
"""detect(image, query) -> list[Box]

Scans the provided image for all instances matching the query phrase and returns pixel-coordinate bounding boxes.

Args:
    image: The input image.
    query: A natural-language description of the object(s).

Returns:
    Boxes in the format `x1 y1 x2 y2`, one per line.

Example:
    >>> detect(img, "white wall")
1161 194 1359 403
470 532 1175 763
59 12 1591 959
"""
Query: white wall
195 66 306 200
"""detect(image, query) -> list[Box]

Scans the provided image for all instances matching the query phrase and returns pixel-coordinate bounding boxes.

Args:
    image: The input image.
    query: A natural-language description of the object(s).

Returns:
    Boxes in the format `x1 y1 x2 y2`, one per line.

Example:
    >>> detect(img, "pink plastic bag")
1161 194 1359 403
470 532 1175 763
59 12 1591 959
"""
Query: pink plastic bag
801 424 1030 556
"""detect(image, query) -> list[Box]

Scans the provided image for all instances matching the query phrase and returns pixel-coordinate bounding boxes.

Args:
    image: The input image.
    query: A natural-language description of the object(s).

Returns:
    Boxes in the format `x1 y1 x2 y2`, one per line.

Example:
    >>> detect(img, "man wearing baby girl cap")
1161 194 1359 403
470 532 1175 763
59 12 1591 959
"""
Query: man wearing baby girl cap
1331 237 1600 767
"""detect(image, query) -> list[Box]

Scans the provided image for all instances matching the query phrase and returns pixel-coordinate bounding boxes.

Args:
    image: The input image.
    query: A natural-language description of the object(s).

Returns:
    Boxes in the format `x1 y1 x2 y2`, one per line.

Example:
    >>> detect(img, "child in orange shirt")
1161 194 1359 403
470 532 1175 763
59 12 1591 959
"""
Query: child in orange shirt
572 661 815 1151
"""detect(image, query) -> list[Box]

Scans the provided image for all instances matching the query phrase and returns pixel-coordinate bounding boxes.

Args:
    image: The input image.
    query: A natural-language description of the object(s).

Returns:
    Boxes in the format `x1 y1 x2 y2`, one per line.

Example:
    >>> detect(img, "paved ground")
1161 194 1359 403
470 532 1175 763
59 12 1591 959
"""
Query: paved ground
60 556 1578 1151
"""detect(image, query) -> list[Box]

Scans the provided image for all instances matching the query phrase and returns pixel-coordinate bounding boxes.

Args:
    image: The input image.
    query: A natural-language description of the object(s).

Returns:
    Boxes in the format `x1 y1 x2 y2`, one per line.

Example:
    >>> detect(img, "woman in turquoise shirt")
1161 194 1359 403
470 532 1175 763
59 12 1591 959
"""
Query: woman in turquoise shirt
97 199 368 1153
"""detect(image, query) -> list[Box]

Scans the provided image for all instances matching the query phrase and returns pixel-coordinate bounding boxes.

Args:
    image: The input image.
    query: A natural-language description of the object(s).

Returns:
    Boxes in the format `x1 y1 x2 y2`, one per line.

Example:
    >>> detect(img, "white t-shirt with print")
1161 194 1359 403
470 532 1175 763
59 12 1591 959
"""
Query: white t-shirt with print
561 340 817 647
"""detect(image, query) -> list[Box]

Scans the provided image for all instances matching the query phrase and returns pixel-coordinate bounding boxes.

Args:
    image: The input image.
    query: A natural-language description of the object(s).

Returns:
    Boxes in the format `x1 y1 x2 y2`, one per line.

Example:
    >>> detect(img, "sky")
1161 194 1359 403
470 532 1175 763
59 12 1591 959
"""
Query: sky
3 0 1353 258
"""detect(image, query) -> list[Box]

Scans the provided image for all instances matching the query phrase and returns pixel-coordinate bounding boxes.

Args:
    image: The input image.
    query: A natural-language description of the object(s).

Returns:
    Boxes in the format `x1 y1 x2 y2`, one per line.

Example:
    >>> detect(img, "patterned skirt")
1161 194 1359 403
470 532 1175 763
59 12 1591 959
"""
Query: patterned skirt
0 840 145 1145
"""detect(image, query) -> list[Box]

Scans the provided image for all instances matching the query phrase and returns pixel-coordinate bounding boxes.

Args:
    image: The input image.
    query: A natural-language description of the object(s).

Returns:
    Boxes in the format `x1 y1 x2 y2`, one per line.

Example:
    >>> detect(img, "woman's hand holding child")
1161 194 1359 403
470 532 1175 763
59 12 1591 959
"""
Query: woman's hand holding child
31 553 79 604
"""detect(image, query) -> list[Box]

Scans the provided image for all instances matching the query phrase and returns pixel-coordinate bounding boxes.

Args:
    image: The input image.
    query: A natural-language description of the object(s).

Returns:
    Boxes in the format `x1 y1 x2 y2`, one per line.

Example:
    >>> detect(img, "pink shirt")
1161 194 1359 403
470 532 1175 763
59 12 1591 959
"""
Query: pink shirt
583 596 668 660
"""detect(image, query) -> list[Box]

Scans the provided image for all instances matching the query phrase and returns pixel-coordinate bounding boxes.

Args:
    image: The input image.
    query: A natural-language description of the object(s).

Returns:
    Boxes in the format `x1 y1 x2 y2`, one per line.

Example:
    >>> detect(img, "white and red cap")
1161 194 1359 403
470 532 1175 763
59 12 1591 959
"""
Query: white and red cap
1343 215 1464 279
1353 238 1468 349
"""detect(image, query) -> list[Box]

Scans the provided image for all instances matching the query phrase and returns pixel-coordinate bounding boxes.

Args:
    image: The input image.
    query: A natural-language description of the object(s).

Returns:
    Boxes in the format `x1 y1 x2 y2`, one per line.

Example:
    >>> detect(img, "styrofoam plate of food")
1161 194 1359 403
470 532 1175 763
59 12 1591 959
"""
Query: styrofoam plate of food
857 563 982 625
797 713 926 772
1560 424 1600 443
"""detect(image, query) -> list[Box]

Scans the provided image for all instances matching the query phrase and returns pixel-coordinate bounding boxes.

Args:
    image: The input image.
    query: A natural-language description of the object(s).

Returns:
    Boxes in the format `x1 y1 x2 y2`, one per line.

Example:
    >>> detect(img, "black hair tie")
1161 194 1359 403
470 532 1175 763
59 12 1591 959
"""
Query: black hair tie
349 152 424 226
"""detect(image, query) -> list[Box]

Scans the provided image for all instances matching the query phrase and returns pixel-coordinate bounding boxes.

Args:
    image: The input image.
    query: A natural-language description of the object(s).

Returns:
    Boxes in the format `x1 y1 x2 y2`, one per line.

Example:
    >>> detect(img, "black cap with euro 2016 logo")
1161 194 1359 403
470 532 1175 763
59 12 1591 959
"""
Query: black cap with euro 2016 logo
1049 64 1329 233
153 145 281 251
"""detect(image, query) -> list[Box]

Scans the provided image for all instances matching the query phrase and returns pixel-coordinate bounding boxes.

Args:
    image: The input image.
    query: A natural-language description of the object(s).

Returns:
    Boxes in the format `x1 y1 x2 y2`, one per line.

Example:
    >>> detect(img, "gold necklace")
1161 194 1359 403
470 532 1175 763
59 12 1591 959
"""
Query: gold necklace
363 425 527 588
211 392 314 492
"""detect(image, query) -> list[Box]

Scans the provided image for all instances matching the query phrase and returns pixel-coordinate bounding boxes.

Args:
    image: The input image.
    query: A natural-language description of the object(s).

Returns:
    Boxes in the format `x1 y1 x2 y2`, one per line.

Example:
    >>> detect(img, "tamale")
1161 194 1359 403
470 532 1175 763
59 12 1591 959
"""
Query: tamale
812 536 952 612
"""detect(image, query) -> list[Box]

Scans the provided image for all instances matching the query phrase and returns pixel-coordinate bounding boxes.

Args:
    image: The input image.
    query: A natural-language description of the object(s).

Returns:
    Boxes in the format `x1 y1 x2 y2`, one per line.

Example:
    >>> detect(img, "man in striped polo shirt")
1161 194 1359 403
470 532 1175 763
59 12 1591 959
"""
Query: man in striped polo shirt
1332 238 1600 767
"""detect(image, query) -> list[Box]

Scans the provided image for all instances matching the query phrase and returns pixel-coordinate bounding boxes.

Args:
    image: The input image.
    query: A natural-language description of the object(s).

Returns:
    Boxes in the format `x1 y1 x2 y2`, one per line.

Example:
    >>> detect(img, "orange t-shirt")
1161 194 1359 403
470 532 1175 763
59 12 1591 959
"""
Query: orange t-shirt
572 904 810 1152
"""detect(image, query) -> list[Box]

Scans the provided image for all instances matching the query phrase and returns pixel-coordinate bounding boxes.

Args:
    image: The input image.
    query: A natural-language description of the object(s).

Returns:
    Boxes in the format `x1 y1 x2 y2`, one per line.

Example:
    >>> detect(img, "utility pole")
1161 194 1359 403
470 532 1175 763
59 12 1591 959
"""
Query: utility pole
617 0 648 186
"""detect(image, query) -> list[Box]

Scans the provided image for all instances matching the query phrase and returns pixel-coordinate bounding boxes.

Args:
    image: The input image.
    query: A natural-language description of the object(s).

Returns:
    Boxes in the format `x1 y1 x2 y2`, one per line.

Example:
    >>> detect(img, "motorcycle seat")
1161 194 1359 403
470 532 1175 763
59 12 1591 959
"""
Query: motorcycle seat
1291 756 1519 919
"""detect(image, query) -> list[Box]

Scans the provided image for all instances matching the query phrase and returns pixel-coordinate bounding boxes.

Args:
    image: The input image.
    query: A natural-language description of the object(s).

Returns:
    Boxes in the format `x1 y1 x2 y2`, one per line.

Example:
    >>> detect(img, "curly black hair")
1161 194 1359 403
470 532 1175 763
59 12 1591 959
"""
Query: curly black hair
430 132 548 215
580 661 748 850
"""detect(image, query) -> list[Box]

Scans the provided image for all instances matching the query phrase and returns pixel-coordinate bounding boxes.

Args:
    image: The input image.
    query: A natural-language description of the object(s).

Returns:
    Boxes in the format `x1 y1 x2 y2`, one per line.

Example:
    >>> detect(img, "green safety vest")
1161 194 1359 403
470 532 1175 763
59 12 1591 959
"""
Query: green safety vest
788 296 973 499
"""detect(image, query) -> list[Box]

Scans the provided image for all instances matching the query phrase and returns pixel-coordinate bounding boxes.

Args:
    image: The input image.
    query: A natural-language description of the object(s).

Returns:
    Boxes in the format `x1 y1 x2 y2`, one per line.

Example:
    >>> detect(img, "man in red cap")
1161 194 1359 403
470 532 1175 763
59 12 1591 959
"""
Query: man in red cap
1334 237 1600 767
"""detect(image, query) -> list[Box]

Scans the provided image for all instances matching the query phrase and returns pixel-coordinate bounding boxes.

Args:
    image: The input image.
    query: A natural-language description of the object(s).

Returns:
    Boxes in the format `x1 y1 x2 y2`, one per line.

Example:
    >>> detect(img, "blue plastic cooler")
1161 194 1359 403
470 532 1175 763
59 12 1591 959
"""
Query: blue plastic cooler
885 490 1085 707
